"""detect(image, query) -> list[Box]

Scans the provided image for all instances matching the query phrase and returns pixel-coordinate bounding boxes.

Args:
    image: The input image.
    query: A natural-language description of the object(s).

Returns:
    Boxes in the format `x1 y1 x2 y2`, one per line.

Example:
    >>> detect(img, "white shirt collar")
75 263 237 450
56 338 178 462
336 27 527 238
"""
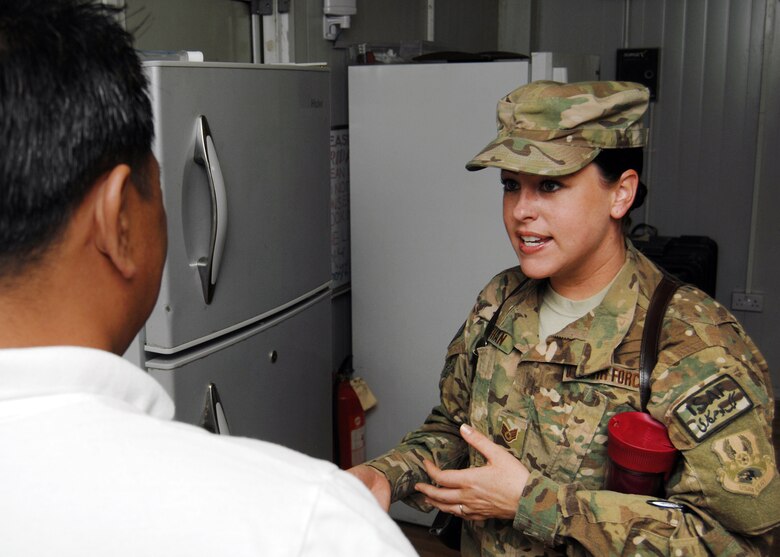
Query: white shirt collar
0 346 174 419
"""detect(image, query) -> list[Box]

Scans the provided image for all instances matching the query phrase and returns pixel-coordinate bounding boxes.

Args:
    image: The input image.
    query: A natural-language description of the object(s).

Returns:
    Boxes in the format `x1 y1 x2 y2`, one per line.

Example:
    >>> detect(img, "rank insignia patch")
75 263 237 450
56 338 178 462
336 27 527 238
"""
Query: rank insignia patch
712 430 775 496
673 374 753 442
501 422 518 444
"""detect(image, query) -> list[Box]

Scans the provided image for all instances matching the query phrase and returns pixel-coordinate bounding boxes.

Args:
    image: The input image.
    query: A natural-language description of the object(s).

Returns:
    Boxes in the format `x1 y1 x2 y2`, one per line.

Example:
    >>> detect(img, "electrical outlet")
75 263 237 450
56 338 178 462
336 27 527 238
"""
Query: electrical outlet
731 292 764 313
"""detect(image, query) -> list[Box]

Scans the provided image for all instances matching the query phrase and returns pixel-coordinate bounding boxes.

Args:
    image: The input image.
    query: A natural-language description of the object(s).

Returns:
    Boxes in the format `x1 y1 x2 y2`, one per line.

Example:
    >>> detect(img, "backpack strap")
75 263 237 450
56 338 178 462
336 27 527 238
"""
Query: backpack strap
639 274 682 412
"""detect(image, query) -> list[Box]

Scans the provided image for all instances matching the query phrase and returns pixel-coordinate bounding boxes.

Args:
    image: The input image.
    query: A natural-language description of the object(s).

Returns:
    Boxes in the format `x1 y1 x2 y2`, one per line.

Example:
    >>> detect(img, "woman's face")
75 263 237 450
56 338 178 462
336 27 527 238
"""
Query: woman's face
501 163 636 299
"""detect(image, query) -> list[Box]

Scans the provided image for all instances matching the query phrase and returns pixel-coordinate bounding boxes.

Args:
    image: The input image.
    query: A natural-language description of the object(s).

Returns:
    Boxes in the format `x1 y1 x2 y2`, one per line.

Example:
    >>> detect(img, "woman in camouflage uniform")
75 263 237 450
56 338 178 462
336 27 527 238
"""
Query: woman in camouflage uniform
349 81 780 555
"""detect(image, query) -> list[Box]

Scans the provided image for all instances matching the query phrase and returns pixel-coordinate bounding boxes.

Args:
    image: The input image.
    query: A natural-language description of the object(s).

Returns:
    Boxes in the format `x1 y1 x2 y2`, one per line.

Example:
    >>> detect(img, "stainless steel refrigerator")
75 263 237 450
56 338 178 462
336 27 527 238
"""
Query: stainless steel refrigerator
126 62 333 460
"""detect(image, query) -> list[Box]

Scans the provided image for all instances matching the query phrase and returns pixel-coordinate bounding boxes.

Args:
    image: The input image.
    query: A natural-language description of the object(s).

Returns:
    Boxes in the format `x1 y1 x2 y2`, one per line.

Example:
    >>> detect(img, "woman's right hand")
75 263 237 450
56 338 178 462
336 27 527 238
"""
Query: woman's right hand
347 464 392 512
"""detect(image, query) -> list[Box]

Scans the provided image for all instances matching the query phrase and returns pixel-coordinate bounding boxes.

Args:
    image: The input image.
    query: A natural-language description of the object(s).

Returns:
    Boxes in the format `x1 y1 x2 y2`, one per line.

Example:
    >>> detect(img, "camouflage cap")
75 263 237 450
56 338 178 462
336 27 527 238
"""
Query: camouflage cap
466 80 650 176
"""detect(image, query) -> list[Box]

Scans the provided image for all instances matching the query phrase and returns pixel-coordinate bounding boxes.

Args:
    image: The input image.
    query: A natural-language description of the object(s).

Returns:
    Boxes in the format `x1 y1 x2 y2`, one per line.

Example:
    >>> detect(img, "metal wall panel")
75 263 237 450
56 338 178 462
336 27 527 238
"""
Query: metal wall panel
434 0 499 53
328 0 427 44
741 0 780 388
533 0 777 391
126 0 252 62
628 0 764 299
533 0 625 79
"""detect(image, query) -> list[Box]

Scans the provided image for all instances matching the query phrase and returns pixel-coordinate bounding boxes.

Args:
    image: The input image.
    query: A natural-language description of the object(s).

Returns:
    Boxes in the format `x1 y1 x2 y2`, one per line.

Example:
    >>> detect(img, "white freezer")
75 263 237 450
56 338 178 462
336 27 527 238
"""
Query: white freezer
348 61 529 524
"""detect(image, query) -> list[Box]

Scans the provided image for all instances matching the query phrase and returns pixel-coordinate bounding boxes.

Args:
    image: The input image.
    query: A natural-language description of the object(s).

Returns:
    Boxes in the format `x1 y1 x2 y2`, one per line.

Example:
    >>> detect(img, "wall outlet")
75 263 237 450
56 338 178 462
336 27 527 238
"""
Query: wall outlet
731 292 764 312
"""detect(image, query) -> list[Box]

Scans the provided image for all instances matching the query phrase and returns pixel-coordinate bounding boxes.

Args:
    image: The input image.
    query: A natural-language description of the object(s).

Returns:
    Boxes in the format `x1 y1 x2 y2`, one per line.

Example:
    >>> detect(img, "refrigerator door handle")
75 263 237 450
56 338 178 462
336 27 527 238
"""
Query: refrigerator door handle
199 382 231 435
193 115 229 304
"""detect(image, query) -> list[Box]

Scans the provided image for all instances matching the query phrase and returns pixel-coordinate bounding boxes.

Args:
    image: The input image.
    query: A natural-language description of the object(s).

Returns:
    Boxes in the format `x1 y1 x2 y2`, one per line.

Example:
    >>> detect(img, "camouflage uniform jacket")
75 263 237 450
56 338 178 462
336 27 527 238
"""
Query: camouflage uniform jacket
367 245 780 556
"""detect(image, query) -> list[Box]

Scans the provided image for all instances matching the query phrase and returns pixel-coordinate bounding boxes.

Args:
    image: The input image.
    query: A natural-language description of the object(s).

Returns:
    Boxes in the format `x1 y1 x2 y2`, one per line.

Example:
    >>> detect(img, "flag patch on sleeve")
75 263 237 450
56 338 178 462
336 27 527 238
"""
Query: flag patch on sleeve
673 374 753 442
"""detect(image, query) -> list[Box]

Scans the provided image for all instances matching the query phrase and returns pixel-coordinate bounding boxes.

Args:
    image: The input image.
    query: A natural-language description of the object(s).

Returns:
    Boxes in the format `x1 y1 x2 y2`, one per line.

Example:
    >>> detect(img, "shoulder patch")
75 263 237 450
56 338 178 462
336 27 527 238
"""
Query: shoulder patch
712 430 776 496
673 374 753 442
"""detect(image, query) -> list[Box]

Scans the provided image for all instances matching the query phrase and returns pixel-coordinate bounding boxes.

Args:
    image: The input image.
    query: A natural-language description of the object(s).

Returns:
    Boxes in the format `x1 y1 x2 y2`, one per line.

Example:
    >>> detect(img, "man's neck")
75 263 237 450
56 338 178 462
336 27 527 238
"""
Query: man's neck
0 263 118 353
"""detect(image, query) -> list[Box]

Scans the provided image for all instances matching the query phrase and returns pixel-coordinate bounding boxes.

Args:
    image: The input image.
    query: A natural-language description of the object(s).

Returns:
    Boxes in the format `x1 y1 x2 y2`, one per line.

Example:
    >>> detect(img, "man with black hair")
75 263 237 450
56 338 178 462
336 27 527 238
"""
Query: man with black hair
0 2 416 555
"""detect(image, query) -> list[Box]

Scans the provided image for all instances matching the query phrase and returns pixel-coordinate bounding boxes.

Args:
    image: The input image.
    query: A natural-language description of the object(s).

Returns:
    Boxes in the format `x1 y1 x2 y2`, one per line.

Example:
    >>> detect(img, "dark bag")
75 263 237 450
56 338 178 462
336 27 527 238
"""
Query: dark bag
631 224 716 297
428 509 462 551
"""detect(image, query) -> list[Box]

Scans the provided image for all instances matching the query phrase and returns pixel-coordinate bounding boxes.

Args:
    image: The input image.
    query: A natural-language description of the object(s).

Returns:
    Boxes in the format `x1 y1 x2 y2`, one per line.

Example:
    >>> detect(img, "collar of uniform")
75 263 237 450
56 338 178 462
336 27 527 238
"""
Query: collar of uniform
505 281 544 355
518 247 641 376
476 272 540 355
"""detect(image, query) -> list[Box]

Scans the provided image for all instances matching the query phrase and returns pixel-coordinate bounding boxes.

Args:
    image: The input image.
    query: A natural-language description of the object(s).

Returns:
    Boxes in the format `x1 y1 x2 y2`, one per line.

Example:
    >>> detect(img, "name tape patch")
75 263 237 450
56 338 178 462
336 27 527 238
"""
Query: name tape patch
562 366 640 391
673 374 753 442
487 327 513 354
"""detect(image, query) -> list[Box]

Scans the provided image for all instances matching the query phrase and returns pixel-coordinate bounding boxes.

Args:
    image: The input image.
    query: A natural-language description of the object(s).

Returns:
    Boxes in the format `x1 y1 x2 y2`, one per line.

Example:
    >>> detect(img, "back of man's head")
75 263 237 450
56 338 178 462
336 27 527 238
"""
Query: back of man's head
0 0 154 279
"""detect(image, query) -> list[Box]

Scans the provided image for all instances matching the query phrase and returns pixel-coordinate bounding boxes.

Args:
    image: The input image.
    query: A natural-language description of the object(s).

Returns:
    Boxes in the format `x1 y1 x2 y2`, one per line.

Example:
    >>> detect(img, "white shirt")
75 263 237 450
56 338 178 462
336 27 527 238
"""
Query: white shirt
0 346 417 557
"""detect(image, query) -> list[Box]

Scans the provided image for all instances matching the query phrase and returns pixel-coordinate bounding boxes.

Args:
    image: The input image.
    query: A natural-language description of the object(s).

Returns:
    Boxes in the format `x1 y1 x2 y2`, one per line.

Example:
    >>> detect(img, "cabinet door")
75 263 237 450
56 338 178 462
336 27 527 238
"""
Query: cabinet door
147 293 332 461
348 62 528 526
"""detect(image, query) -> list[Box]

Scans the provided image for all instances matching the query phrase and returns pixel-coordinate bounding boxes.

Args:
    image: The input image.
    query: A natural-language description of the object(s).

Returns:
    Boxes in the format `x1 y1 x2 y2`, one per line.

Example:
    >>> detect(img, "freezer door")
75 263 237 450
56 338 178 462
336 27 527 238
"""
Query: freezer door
348 61 529 525
147 291 332 460
143 63 331 353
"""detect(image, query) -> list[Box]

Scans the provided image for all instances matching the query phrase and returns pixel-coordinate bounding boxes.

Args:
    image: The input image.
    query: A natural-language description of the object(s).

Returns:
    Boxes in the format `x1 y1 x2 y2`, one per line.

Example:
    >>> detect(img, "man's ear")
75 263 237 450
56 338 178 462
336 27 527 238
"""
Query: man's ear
610 169 639 220
93 164 136 279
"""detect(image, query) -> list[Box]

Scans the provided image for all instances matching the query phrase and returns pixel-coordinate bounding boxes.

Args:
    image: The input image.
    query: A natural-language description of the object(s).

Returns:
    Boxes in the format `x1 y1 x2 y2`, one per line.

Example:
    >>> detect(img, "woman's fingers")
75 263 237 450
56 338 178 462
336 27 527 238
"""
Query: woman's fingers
421 458 460 487
414 424 531 521
459 423 505 463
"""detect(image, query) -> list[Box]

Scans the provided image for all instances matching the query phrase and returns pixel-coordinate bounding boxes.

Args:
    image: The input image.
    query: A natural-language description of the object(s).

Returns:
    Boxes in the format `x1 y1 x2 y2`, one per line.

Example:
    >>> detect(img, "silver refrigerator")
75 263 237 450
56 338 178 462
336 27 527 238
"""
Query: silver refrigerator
127 62 333 460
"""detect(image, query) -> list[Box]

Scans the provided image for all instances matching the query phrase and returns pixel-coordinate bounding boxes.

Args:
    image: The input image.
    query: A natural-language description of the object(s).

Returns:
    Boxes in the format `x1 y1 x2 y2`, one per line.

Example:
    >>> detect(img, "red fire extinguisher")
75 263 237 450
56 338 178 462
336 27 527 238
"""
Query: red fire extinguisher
335 356 366 469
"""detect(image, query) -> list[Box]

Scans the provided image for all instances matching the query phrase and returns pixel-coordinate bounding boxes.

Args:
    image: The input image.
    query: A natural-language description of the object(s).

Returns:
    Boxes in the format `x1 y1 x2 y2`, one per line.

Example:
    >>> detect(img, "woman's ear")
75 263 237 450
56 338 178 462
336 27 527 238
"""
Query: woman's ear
610 169 639 220
93 164 137 279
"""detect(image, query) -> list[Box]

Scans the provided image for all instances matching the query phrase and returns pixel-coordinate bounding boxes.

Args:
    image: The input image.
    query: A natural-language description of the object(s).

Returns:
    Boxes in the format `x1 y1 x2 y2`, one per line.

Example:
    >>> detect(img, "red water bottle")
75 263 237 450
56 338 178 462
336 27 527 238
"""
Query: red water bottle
606 412 679 496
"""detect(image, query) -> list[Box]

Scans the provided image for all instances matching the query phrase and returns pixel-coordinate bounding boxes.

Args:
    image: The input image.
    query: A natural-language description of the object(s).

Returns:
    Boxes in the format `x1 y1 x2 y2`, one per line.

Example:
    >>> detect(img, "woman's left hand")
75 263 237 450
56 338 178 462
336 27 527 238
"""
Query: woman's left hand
414 423 529 521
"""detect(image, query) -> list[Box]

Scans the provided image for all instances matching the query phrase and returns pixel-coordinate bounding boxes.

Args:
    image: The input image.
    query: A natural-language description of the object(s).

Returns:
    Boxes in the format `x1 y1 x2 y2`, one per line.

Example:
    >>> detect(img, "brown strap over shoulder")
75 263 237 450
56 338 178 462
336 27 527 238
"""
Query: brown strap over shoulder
639 274 682 412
